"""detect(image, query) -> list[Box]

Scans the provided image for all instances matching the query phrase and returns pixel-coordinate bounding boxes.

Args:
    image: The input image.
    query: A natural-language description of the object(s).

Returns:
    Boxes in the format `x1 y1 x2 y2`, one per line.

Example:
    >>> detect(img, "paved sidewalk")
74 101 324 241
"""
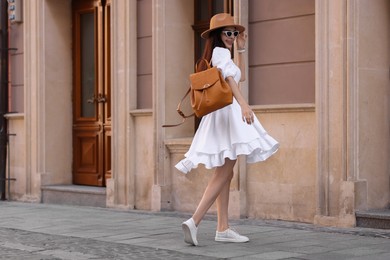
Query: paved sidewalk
1 202 390 259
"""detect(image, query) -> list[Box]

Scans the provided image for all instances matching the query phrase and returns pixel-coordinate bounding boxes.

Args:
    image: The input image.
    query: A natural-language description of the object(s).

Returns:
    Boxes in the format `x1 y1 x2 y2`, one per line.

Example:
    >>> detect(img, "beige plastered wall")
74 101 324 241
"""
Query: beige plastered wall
165 0 318 223
246 108 316 222
107 0 195 210
5 0 389 228
5 114 25 200
6 0 73 202
351 0 390 209
166 106 316 222
315 0 390 227
165 0 390 227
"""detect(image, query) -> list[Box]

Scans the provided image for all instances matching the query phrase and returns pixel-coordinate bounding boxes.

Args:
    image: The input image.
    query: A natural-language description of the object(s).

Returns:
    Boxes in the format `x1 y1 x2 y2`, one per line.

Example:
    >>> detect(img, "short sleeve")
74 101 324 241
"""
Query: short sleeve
211 47 237 80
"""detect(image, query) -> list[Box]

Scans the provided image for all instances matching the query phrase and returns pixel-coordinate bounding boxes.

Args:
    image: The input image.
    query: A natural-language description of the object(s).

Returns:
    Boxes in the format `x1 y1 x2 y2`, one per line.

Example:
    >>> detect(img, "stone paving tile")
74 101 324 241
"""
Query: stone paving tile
0 228 217 260
348 253 390 260
199 248 257 259
271 239 327 249
332 247 388 257
285 245 333 255
2 202 390 259
339 235 389 245
235 218 390 239
239 250 305 260
368 242 390 251
213 245 274 258
0 248 60 260
96 232 148 242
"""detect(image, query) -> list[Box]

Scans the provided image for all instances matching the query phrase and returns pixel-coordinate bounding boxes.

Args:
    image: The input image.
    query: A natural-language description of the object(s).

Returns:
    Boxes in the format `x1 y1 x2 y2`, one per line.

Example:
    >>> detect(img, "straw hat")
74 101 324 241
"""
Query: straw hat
201 13 245 39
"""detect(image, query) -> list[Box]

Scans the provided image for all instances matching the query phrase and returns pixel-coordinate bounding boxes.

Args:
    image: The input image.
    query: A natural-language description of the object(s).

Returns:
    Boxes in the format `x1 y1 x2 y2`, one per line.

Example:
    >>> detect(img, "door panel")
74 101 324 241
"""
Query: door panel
73 128 102 185
80 11 96 118
72 0 110 186
104 128 111 180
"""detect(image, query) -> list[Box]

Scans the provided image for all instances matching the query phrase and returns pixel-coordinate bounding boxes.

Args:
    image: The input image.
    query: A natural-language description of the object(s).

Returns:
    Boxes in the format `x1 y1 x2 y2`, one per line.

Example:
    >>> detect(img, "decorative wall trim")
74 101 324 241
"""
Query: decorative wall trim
252 103 315 113
165 138 192 154
4 113 24 119
129 109 153 117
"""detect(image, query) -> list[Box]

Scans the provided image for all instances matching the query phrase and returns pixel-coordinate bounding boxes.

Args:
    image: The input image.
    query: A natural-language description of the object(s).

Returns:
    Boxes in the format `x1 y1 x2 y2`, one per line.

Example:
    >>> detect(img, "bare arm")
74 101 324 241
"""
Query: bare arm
226 76 254 125
229 31 252 124
237 52 246 82
236 32 247 82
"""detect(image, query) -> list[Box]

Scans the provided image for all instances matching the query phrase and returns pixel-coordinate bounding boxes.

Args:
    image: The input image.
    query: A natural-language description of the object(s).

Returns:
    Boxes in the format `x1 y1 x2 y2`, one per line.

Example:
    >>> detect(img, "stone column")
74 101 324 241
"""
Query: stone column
315 0 356 226
108 0 137 208
155 0 195 211
152 0 166 211
23 0 44 202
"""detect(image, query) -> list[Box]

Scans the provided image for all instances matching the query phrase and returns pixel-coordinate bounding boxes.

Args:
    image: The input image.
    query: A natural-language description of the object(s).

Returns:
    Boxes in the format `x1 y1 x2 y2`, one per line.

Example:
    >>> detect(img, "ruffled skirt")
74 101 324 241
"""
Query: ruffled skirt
175 98 279 174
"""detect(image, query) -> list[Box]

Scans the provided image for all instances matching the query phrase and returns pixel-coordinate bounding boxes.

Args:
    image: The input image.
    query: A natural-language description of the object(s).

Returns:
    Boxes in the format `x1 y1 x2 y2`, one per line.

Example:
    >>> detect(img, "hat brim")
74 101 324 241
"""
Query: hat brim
201 24 245 39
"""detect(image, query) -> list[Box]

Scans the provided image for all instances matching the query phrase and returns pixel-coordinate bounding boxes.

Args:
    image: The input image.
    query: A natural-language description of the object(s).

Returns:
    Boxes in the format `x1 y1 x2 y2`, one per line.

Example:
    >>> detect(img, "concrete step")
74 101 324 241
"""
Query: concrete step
356 209 390 229
41 185 106 208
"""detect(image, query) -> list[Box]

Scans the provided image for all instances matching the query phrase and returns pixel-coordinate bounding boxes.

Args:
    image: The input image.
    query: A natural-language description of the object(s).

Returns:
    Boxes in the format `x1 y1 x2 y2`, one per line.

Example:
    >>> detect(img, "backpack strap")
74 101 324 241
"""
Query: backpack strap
162 88 194 127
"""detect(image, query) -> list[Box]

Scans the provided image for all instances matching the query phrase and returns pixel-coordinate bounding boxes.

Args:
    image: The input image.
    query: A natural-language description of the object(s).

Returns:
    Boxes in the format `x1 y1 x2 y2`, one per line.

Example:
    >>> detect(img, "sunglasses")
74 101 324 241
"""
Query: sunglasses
222 30 239 38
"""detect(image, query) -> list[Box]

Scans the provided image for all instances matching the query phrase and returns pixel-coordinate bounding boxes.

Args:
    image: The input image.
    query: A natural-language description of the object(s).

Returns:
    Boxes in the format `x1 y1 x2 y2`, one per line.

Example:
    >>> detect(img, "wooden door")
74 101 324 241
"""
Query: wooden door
72 0 111 186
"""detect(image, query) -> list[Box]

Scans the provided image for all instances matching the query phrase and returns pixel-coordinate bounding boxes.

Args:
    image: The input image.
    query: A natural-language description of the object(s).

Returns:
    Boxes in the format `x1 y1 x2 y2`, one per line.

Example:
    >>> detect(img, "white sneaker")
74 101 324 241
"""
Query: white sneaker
215 228 249 243
182 218 198 246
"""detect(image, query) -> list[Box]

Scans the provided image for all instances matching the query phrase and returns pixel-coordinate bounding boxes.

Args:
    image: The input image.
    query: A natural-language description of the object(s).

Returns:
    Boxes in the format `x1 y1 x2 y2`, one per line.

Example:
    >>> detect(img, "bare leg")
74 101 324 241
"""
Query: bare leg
192 159 236 226
216 170 233 232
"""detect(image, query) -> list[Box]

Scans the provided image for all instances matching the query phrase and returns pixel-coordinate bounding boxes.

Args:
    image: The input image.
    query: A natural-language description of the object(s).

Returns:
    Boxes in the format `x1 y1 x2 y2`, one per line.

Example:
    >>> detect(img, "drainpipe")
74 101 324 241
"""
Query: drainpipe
0 0 9 200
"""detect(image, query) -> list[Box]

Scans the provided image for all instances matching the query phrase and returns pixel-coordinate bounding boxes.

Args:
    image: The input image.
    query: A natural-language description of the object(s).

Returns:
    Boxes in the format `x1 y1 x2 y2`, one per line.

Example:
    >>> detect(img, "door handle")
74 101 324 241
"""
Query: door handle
87 94 106 103
87 95 96 104
97 94 106 103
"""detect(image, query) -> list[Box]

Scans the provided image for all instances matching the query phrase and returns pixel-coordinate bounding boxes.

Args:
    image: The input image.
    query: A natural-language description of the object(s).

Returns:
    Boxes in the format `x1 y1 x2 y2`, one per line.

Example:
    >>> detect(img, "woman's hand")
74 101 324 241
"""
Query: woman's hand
241 103 254 125
236 31 247 50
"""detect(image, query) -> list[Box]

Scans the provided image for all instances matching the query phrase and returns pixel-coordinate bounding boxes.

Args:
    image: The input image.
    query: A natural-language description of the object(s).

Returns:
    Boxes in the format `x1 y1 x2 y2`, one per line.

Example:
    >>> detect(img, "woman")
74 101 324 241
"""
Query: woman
176 13 279 246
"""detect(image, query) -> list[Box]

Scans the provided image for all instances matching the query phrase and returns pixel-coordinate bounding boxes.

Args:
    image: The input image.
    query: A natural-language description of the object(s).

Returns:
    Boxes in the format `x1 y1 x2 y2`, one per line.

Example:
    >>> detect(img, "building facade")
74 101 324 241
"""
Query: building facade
3 0 390 227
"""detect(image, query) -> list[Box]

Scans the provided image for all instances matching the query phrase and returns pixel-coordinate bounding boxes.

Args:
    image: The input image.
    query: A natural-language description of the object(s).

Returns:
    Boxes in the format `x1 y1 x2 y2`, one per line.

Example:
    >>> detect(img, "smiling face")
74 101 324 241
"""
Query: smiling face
220 26 238 50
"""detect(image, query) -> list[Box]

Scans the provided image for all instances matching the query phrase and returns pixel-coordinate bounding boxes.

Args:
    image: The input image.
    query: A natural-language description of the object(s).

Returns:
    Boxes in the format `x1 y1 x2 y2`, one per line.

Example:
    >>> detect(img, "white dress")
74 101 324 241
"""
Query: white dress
175 47 279 174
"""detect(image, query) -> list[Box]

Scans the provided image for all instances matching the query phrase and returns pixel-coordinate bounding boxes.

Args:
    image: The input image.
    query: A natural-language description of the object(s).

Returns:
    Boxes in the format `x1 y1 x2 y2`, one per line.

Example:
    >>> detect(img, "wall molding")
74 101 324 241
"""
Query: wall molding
129 109 153 117
4 113 24 119
252 103 315 113
109 0 137 209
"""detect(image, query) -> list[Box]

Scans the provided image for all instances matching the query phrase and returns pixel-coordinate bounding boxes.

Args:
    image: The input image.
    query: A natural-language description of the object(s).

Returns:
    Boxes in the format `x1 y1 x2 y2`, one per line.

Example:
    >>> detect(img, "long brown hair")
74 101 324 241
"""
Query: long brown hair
196 28 234 72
